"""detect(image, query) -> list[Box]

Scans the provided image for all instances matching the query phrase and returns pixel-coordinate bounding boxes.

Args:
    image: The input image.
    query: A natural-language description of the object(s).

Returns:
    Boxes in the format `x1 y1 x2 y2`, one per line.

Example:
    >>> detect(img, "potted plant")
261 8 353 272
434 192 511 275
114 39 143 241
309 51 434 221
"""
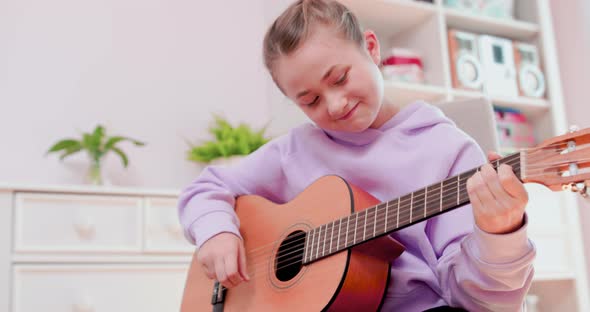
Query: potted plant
187 115 270 166
46 124 146 185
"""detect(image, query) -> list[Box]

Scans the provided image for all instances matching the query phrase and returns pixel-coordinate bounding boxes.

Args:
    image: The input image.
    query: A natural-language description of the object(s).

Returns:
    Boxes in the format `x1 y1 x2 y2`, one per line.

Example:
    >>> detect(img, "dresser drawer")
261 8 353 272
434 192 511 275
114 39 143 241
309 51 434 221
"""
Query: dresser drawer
12 264 188 312
14 193 142 253
144 197 194 254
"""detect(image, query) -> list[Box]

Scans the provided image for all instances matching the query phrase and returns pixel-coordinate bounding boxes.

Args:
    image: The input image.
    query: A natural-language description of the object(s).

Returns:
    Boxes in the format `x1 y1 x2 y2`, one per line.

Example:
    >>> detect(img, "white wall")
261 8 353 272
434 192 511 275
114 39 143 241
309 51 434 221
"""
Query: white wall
0 0 277 189
551 0 590 299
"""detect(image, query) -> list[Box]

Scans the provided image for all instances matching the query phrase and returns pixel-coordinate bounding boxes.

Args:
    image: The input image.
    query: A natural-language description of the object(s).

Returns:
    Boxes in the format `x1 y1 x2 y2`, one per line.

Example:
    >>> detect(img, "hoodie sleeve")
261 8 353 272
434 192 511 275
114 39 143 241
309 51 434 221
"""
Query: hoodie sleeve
178 137 289 249
427 136 536 311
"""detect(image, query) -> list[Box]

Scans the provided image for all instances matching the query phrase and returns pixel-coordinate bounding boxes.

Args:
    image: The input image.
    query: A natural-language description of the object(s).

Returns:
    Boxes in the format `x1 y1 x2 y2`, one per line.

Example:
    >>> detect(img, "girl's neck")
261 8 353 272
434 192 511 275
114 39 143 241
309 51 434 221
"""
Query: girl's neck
370 98 399 129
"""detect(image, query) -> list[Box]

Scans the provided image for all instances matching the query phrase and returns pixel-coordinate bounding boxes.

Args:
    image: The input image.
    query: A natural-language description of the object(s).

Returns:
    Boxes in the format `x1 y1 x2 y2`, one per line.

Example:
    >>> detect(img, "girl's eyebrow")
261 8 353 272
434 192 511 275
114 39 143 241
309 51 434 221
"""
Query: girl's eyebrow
321 65 336 81
296 65 338 99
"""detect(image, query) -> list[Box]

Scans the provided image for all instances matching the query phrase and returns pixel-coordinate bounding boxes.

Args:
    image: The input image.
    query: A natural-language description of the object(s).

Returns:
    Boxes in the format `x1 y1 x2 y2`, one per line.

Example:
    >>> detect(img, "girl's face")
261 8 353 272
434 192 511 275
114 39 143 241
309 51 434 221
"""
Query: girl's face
273 25 389 133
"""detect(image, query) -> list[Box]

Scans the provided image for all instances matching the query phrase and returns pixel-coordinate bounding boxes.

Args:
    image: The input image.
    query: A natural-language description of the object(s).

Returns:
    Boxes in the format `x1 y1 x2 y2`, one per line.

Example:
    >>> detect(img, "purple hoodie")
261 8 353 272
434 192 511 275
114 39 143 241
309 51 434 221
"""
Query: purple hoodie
178 101 535 311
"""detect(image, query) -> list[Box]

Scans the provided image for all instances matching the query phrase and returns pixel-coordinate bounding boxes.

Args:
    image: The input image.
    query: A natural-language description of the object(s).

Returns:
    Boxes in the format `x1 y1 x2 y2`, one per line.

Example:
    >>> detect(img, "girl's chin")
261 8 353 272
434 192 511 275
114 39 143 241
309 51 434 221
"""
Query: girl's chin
340 119 373 133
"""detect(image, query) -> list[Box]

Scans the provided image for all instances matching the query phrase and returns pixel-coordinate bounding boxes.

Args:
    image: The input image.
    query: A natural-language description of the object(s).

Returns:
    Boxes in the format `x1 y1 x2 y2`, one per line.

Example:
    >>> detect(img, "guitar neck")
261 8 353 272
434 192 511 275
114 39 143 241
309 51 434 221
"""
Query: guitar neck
303 152 522 264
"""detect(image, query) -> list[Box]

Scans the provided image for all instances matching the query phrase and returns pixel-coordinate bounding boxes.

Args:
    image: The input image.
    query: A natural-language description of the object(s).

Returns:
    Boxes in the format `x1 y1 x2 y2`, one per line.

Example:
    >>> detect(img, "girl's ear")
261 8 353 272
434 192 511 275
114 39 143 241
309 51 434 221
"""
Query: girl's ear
363 29 381 65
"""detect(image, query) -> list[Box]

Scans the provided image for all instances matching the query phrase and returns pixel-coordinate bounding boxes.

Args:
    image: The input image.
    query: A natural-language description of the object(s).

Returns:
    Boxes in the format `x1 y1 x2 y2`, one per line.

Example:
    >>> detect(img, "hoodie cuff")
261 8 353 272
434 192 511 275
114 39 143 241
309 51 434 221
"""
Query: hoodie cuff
470 213 534 264
188 211 241 250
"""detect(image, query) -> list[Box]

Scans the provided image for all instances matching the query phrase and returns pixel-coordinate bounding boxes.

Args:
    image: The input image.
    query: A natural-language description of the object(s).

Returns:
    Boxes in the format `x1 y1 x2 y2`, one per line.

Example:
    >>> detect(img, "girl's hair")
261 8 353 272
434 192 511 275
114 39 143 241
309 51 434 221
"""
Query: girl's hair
263 0 364 76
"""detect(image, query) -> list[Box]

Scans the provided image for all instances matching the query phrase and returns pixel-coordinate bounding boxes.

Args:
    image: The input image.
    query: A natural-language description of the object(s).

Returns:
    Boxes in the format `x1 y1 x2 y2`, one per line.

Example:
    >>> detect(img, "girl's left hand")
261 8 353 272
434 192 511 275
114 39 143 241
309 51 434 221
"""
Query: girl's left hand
467 151 529 234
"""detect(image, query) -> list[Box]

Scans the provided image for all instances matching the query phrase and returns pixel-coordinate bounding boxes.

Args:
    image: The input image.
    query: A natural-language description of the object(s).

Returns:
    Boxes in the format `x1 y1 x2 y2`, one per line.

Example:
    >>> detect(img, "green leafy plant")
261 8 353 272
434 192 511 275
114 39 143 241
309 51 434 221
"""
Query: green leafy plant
187 115 270 163
46 124 145 184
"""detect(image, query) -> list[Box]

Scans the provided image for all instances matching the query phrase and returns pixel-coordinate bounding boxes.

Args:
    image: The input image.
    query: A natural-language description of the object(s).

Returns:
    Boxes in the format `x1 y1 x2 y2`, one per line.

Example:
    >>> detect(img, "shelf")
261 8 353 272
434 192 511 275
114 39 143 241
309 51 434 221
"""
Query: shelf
444 8 539 40
533 272 576 282
12 254 192 264
450 89 550 117
383 81 447 106
337 0 437 38
491 95 549 114
0 182 180 197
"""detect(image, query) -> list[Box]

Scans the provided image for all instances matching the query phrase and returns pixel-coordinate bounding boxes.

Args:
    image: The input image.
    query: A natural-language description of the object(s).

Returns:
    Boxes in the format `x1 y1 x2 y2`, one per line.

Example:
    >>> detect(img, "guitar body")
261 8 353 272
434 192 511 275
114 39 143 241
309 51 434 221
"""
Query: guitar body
181 175 405 311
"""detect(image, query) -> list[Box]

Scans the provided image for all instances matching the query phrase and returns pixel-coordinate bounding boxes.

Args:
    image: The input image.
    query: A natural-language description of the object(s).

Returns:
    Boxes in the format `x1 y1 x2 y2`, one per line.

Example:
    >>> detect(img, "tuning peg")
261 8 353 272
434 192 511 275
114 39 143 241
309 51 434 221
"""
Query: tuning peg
564 182 589 197
582 181 590 198
572 181 589 198
579 185 588 198
569 125 580 133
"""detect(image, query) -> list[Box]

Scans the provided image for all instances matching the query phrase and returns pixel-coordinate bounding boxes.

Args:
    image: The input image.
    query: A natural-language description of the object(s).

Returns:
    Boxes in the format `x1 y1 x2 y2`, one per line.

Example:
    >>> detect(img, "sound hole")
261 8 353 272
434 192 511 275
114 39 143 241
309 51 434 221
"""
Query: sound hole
275 230 305 282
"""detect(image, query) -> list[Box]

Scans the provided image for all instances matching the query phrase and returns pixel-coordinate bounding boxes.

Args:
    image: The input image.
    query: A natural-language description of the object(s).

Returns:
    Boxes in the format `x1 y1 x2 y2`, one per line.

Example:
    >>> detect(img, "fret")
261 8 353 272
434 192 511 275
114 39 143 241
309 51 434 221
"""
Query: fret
385 201 389 232
337 218 342 251
439 181 443 212
369 208 374 238
424 186 428 218
373 206 378 237
353 213 358 245
345 215 350 248
409 192 413 223
396 197 400 228
322 223 327 257
363 210 368 241
326 223 331 255
309 229 316 261
303 230 313 262
315 224 322 260
329 221 334 254
456 175 460 205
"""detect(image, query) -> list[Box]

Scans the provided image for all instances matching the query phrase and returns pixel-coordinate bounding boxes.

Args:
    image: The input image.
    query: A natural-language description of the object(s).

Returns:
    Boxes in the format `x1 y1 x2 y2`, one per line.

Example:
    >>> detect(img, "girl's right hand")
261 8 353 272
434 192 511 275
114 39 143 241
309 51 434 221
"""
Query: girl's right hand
197 232 250 289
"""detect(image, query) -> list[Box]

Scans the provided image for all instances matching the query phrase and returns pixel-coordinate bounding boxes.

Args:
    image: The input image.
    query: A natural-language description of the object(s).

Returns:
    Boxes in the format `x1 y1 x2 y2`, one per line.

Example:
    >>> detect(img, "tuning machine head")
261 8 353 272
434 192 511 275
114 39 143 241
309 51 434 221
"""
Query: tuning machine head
563 181 590 197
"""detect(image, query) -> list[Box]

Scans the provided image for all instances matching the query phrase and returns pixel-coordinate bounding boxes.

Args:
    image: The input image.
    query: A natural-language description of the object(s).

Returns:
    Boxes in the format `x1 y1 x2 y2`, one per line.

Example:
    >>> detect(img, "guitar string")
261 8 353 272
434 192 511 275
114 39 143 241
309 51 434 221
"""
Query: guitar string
268 154 584 270
242 144 566 256
241 163 522 273
245 152 540 261
245 150 570 267
247 154 590 275
243 154 561 266
244 145 573 259
236 165 524 274
244 153 522 257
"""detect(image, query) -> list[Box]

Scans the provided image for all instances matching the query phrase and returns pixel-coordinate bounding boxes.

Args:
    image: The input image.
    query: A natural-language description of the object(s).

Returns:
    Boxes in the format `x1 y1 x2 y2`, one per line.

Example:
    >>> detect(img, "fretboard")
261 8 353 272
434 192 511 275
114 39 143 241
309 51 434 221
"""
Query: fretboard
303 152 522 264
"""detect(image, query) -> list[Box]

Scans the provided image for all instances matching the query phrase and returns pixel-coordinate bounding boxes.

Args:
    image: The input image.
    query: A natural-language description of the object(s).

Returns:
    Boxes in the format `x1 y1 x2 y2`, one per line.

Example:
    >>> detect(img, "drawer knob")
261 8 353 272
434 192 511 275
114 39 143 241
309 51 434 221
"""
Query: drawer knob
73 218 96 239
72 303 94 312
72 296 95 312
166 223 183 239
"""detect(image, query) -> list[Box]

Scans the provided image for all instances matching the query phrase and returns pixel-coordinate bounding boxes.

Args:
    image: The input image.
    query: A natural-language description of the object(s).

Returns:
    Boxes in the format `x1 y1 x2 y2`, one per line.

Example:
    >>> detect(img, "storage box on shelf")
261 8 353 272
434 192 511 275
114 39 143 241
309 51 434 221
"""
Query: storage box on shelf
0 185 192 312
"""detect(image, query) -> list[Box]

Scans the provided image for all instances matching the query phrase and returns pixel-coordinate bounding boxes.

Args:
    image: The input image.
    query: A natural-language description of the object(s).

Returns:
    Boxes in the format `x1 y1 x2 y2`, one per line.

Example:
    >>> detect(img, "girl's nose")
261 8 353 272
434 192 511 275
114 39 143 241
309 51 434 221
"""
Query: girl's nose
327 93 348 119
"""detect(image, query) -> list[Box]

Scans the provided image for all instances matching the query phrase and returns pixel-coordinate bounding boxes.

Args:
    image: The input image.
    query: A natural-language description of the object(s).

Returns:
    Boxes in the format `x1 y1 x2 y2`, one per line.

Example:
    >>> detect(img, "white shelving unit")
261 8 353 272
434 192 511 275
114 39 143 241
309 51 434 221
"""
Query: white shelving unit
266 0 589 310
339 0 589 310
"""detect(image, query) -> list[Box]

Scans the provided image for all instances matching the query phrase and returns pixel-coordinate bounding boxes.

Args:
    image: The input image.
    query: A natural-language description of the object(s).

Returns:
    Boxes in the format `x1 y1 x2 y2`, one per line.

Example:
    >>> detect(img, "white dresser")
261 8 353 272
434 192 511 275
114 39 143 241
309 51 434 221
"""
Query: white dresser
0 184 193 312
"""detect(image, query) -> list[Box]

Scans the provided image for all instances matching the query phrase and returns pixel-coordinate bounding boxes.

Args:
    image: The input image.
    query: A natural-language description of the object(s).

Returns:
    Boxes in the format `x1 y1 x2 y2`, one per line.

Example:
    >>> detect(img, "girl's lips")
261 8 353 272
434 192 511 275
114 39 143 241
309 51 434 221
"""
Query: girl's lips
338 103 359 120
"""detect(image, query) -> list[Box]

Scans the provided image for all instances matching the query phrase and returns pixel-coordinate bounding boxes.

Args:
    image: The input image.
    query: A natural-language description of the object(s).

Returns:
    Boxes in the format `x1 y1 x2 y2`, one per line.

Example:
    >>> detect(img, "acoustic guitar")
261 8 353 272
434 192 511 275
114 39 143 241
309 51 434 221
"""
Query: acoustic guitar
181 127 590 312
